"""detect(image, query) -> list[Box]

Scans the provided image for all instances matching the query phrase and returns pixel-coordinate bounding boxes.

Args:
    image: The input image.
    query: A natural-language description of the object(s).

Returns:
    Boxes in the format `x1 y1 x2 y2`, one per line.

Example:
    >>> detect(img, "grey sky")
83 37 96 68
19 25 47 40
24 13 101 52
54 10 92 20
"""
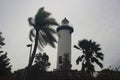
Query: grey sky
0 0 120 71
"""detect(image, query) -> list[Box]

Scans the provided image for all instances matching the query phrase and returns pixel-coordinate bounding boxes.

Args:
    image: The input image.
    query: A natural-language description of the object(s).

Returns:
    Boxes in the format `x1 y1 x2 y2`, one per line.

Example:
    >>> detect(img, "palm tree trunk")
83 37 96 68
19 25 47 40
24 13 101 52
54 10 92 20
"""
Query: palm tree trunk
25 30 39 80
28 30 39 67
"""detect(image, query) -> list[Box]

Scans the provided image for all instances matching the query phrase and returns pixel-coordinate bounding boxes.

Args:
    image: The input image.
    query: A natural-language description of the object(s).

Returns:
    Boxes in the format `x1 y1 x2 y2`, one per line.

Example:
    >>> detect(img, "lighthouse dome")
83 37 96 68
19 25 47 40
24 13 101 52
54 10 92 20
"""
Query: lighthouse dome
57 18 74 34
61 18 69 26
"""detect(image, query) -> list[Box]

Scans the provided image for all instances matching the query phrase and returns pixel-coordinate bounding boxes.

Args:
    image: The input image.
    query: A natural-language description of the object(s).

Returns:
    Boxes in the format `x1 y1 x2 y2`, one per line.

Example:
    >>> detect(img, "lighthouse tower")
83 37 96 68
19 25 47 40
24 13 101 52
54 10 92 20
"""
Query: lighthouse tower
56 18 74 70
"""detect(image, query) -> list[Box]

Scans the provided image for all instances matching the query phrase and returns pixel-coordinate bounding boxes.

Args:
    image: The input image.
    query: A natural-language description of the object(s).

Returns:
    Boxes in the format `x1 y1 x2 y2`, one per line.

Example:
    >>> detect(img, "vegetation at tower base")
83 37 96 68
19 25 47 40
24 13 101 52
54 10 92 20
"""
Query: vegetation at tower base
74 39 104 76
60 53 72 71
0 32 12 76
32 52 51 72
28 7 59 71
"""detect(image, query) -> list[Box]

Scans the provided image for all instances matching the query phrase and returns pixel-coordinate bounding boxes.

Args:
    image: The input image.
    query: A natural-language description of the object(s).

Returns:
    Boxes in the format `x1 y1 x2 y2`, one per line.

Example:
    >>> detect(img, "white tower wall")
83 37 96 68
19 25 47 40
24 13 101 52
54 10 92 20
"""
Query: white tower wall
57 30 72 69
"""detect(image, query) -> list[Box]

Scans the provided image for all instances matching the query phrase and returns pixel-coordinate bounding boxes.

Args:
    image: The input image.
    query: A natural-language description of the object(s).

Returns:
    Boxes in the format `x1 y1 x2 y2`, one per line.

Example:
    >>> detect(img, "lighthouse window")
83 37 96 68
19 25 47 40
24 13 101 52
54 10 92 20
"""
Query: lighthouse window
59 56 62 64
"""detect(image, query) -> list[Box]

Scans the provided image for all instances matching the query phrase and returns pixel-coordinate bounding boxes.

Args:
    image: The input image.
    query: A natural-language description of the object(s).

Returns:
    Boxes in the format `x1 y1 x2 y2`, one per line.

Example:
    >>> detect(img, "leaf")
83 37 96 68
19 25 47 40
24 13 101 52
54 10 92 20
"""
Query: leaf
74 45 80 50
81 55 85 60
76 57 81 65
95 54 104 60
28 17 35 26
29 29 36 42
38 31 46 47
0 51 4 53
41 29 57 48
91 57 103 68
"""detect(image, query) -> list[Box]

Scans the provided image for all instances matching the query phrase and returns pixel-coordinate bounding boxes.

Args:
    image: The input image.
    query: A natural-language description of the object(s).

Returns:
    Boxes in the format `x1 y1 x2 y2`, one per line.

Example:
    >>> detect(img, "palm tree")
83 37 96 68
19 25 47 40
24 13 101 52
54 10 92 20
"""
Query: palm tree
28 7 59 69
74 39 104 76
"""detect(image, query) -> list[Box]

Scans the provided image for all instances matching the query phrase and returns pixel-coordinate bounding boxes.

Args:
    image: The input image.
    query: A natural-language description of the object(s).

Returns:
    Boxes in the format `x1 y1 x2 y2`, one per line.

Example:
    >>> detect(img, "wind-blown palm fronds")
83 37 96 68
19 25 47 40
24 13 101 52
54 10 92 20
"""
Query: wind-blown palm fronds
28 7 59 68
74 39 104 76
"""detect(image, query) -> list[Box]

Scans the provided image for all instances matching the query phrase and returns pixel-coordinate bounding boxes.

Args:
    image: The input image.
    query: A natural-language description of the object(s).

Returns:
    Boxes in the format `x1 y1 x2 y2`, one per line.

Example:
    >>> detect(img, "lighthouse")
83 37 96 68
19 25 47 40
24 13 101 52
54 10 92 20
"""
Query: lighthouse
56 18 74 70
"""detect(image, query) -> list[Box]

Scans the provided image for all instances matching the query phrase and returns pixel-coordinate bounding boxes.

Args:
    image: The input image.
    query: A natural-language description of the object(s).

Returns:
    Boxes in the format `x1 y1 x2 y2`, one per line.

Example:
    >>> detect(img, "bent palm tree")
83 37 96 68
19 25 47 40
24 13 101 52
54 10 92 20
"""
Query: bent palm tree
28 7 59 68
74 39 104 76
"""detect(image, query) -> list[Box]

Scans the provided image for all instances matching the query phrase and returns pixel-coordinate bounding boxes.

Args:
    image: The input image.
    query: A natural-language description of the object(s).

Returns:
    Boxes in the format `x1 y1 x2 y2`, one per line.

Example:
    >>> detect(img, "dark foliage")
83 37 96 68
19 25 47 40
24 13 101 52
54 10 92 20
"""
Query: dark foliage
0 52 12 76
74 39 104 76
0 32 12 76
26 71 95 80
32 52 51 72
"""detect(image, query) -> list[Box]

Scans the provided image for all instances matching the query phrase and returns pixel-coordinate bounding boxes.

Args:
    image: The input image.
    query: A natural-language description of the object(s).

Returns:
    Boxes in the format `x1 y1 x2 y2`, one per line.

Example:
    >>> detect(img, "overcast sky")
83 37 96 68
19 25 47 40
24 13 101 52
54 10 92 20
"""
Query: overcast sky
0 0 120 71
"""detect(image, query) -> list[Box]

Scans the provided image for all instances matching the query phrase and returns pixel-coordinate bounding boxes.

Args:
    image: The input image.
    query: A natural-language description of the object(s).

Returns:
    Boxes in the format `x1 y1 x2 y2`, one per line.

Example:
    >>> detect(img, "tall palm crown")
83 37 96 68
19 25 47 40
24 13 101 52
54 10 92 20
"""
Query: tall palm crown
74 39 104 76
28 7 59 67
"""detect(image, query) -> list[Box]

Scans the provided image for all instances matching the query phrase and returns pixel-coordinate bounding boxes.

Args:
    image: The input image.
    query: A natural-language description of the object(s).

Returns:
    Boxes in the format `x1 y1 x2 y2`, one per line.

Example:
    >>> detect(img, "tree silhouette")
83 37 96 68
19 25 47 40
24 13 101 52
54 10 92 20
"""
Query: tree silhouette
32 52 50 72
0 32 12 76
74 39 104 76
0 52 12 76
28 7 59 68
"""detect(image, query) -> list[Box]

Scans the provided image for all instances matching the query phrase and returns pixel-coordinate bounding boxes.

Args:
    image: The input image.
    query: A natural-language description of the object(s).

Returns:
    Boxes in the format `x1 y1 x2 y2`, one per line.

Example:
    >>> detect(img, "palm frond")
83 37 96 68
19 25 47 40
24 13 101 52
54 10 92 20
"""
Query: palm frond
35 7 51 26
0 41 5 46
37 42 43 51
0 51 4 53
41 28 57 48
45 27 56 34
35 7 51 19
38 31 47 48
81 55 85 60
95 52 104 60
28 17 35 26
91 57 103 68
96 47 101 52
0 33 5 47
29 29 36 42
74 45 80 50
76 56 82 65
97 61 103 68
96 52 104 56
92 41 96 46
95 44 100 48
43 18 59 26
46 34 56 48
